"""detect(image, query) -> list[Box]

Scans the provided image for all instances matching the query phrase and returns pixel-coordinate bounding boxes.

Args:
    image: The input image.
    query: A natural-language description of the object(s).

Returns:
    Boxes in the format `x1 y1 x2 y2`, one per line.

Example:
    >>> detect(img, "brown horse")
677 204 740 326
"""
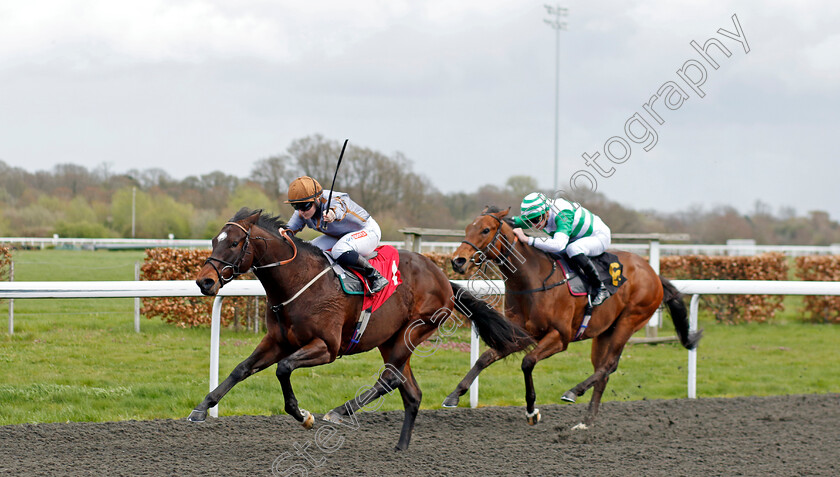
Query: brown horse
444 207 701 428
188 208 531 450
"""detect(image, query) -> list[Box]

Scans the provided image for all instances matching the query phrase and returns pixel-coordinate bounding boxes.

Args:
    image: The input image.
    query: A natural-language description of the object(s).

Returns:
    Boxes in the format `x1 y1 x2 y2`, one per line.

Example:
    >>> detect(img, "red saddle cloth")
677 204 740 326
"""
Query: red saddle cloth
349 245 402 312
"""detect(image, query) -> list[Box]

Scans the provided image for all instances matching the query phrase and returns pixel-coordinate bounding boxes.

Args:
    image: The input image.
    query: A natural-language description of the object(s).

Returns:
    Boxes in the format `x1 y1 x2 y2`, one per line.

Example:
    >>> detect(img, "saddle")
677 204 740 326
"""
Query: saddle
552 251 626 297
328 250 379 295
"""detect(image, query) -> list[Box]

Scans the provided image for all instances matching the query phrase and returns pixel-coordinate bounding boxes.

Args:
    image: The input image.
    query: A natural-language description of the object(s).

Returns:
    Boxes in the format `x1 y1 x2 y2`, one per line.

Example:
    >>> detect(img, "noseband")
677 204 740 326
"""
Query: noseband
461 213 519 266
204 222 298 286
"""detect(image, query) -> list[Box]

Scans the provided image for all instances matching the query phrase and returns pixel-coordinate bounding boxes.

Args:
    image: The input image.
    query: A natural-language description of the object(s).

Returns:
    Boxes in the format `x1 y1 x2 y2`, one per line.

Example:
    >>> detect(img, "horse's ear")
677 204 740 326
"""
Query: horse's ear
499 207 511 218
244 209 262 225
481 205 490 215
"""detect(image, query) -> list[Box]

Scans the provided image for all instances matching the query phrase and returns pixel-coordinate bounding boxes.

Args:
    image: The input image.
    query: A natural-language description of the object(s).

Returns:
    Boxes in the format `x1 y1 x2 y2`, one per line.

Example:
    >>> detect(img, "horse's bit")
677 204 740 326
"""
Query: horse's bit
460 213 519 266
204 222 298 286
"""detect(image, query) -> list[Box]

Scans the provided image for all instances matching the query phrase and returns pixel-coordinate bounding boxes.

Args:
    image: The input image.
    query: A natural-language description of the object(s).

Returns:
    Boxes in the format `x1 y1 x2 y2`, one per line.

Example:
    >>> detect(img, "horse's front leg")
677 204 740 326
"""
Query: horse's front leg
275 339 333 429
442 348 505 407
521 329 566 425
189 336 281 422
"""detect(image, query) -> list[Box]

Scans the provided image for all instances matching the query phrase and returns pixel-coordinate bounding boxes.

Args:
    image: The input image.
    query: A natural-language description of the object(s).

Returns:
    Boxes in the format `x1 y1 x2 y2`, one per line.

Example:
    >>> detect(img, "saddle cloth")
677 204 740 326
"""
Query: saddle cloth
553 252 626 297
327 245 402 313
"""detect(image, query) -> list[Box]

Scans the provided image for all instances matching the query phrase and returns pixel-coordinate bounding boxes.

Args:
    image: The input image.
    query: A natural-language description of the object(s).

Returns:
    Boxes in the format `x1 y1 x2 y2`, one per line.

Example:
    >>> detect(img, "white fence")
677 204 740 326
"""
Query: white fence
0 237 209 250
3 279 840 416
5 236 840 256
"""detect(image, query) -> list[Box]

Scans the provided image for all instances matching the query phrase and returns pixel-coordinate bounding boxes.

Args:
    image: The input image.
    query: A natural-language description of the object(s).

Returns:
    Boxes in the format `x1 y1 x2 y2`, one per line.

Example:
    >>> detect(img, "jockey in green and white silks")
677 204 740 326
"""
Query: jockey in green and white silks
511 192 612 306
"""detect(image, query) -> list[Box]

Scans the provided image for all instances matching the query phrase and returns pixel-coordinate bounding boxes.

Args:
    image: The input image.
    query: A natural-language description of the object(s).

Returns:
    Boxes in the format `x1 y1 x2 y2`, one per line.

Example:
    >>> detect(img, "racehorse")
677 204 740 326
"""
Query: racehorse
444 207 702 428
188 208 531 450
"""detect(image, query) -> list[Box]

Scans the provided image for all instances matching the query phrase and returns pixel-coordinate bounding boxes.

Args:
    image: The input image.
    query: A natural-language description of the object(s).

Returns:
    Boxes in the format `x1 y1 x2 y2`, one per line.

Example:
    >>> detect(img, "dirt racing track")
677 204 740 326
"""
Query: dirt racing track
2 394 838 476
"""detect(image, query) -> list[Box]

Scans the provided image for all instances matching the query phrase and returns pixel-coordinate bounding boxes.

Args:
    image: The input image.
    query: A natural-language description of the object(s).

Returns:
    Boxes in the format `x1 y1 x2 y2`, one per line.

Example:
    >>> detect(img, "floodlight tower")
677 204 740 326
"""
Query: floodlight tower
544 5 568 193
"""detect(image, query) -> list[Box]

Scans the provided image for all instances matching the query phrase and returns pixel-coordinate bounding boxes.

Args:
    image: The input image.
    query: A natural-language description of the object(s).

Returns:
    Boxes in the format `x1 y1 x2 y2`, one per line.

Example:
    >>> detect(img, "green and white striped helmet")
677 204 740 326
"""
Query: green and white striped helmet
520 192 549 221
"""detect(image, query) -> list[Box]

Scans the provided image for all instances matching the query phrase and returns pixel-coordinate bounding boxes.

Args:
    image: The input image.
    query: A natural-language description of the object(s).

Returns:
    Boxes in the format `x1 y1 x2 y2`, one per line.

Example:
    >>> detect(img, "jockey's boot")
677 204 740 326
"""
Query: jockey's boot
339 251 389 294
569 253 610 306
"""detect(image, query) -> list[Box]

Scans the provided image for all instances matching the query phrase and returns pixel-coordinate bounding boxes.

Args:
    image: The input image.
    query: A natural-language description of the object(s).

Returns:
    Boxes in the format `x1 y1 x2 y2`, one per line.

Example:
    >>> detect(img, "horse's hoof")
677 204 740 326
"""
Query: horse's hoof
322 410 340 423
526 409 541 426
571 422 589 431
442 395 460 408
187 409 206 422
301 409 314 429
560 391 577 403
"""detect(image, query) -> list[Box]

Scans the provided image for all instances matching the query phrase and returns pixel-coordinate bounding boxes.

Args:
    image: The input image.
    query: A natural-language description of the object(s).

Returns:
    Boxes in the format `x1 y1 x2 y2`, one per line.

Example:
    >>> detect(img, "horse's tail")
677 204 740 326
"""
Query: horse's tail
660 277 703 350
449 281 534 355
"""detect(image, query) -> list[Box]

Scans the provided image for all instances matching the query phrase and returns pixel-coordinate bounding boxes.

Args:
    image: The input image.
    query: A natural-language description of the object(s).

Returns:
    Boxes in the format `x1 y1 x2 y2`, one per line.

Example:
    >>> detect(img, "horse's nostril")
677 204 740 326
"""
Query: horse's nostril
451 257 467 272
198 278 216 292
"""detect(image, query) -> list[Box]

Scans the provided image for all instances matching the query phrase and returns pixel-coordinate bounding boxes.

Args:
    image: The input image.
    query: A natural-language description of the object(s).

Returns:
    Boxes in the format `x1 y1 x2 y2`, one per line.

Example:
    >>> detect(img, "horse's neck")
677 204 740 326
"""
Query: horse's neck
505 241 556 290
253 239 327 304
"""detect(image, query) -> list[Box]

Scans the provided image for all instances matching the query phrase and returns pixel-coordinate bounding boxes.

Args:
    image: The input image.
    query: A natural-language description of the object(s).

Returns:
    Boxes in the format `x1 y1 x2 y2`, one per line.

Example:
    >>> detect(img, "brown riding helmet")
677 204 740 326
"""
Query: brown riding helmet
285 176 323 204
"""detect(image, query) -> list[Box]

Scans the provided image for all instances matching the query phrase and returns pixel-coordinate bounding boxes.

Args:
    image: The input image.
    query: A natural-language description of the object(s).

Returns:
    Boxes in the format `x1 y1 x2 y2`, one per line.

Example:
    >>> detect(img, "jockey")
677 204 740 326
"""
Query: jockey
511 192 612 306
285 176 389 294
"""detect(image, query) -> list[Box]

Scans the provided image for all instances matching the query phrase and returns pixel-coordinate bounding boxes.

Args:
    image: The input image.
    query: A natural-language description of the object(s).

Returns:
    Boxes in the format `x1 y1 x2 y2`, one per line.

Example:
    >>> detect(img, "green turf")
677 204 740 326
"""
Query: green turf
1 249 838 425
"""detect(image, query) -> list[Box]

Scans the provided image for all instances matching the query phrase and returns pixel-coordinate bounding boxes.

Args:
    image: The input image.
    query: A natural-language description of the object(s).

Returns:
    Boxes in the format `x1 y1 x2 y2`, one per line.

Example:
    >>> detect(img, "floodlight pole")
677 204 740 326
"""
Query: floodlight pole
544 5 568 193
131 186 136 238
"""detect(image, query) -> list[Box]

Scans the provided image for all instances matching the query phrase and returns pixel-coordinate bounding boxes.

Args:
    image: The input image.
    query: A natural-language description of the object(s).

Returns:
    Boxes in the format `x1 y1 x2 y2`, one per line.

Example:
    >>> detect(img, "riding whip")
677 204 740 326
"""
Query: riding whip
324 139 349 229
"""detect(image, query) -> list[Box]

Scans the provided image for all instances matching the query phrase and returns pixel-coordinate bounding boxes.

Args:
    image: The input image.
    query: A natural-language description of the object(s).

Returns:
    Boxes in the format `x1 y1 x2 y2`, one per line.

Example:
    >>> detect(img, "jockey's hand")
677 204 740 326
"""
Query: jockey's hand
323 209 337 223
512 227 529 244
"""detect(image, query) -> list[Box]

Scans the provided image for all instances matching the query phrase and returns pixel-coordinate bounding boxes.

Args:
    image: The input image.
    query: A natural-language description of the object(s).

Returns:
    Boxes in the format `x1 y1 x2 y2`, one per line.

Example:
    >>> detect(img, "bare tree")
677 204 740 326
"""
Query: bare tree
250 155 294 201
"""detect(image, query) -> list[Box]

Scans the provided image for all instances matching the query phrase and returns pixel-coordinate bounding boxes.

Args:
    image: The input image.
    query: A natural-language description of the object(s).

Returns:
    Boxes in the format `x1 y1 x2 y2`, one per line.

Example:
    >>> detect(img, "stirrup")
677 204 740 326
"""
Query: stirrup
590 286 610 306
367 274 389 294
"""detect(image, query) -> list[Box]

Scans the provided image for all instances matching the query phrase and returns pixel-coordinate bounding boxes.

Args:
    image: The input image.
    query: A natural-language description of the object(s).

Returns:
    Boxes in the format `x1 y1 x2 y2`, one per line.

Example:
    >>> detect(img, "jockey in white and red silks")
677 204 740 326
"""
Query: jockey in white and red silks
285 175 389 294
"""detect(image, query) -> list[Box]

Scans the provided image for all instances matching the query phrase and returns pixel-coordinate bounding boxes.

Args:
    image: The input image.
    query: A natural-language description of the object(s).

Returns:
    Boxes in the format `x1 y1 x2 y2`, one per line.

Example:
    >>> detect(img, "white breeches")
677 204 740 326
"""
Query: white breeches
311 218 382 259
566 216 611 257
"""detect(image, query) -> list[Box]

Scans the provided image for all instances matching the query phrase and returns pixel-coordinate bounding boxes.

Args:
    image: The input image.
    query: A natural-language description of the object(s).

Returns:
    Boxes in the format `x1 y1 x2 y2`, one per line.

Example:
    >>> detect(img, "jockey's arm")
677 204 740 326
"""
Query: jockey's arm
328 196 349 221
286 212 305 233
529 231 570 254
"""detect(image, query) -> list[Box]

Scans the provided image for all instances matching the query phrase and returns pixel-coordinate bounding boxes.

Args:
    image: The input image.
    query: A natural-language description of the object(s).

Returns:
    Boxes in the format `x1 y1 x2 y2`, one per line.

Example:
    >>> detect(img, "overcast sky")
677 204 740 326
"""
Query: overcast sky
1 1 838 220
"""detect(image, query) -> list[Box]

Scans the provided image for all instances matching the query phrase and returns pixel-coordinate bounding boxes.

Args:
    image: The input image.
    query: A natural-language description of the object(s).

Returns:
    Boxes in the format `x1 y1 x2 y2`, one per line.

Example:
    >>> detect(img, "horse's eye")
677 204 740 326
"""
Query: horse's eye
231 240 239 247
481 228 491 234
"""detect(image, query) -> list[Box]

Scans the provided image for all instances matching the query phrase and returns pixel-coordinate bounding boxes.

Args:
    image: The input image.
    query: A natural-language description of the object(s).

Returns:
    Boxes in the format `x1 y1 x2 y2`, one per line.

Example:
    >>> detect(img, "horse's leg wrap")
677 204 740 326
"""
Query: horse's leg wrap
526 408 541 426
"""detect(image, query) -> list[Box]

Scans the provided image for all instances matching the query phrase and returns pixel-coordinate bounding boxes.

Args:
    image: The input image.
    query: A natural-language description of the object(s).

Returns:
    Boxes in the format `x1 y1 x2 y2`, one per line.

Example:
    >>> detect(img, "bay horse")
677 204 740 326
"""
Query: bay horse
444 207 701 428
188 208 531 450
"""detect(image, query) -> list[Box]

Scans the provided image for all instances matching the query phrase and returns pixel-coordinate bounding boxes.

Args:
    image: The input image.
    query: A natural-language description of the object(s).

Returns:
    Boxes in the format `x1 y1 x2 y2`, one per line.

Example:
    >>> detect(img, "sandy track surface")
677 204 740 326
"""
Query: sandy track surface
2 394 838 476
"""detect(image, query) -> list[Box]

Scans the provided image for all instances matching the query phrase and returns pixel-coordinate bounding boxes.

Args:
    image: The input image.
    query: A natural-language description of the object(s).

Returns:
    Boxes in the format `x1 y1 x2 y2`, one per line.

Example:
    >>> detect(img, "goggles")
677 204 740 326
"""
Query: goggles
292 201 315 212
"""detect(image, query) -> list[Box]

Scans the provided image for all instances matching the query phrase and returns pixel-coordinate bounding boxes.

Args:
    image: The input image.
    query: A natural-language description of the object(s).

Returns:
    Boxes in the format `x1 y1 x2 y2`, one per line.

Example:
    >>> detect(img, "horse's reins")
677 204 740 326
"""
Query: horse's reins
461 213 568 295
461 213 519 266
205 221 329 308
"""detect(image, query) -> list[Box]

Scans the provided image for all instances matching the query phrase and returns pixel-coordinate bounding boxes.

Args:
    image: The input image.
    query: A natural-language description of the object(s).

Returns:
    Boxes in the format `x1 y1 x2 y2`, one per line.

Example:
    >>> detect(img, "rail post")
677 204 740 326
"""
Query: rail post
646 239 661 337
470 322 479 408
688 294 700 399
134 262 140 333
209 295 223 418
7 261 13 335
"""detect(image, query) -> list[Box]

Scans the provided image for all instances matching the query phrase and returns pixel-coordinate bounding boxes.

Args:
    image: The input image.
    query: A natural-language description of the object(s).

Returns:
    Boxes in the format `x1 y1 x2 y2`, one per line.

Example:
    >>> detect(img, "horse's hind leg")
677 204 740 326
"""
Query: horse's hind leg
322 359 410 424
323 323 432 450
275 339 333 429
560 332 620 404
563 324 632 428
189 336 281 422
395 362 421 451
443 348 504 407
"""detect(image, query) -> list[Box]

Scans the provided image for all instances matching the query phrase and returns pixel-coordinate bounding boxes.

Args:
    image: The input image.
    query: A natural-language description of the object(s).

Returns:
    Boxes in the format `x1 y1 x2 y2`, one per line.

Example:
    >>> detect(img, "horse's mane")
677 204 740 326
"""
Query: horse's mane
484 205 515 227
230 207 325 258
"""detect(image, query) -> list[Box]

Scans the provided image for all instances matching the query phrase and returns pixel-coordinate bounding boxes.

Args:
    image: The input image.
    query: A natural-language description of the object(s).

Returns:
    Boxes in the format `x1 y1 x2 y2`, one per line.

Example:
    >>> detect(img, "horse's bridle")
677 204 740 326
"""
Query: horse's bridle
461 213 569 295
204 222 298 286
461 213 519 266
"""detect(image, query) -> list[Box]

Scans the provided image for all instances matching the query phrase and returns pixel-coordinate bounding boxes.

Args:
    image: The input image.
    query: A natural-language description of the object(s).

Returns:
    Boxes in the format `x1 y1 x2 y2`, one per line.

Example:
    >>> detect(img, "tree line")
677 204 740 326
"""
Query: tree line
1 134 838 245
